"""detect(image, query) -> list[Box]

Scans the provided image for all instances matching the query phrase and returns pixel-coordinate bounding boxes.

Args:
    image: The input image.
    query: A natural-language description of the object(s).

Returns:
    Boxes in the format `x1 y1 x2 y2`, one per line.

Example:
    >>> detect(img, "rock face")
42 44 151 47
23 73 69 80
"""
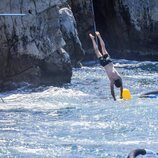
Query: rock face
70 0 158 60
59 7 85 67
70 0 95 60
1 0 158 90
0 0 84 90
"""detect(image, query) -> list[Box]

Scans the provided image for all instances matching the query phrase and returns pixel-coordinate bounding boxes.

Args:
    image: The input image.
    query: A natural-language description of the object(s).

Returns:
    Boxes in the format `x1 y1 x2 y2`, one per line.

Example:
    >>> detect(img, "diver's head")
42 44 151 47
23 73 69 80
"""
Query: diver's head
114 79 122 88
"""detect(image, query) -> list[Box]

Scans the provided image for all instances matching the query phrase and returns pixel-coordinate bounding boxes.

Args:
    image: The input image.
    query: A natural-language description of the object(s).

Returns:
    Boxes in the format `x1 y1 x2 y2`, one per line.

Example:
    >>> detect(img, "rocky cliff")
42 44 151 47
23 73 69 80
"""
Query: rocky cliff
70 0 158 60
1 0 158 90
0 0 84 90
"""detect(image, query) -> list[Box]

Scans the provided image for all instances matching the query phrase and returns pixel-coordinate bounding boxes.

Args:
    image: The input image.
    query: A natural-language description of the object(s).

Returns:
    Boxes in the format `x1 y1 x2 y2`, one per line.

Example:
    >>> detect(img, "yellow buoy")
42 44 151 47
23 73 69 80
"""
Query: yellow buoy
122 88 132 100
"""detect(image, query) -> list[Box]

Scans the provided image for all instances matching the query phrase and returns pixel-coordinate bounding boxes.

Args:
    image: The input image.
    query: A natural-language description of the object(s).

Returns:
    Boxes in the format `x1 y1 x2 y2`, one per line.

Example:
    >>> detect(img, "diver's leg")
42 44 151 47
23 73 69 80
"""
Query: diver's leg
95 31 108 55
89 33 102 58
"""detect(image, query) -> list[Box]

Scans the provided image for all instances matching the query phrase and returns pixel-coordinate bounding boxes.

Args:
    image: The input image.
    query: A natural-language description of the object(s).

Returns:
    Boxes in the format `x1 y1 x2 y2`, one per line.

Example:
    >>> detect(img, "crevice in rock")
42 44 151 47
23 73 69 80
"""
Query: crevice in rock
93 0 128 57
92 0 158 59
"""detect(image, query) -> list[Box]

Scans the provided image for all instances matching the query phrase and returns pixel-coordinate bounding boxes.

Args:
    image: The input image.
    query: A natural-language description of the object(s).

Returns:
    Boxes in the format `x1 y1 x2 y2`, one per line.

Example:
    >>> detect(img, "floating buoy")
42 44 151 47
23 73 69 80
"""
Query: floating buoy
122 88 132 100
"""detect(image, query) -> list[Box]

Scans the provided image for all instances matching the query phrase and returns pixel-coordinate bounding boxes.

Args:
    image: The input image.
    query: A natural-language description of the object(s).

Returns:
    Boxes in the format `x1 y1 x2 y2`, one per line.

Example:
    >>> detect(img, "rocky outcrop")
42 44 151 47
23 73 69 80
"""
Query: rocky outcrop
116 0 158 59
59 7 85 67
70 0 158 60
1 0 158 90
69 0 95 60
0 0 84 90
39 48 72 85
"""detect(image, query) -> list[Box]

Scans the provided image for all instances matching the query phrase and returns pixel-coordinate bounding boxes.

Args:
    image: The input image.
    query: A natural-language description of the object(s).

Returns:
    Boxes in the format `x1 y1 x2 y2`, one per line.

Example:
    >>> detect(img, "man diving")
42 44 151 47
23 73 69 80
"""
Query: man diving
89 31 123 101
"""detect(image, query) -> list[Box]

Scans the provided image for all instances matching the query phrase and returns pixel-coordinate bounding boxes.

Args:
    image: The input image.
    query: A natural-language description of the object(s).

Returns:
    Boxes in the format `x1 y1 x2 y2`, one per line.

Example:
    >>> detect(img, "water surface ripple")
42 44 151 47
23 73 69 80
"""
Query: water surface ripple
0 60 158 158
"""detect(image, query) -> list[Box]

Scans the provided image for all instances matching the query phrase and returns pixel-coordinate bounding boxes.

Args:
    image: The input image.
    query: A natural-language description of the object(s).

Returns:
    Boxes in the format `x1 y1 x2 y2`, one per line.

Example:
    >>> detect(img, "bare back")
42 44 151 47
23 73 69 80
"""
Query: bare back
103 63 121 82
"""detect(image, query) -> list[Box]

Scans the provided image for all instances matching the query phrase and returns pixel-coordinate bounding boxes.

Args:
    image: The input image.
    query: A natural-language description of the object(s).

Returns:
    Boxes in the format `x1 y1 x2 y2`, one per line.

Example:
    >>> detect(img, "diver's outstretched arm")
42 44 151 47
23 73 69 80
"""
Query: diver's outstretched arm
110 82 116 101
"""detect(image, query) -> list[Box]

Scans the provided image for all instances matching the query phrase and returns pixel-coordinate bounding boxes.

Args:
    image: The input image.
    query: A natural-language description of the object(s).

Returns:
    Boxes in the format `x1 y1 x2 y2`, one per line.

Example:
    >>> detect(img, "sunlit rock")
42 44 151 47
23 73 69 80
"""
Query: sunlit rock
0 0 81 90
59 7 85 67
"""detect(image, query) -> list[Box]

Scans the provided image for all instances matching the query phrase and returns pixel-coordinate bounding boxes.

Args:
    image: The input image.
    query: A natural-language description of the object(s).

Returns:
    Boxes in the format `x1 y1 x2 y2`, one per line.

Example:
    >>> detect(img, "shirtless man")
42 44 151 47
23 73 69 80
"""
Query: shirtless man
89 31 123 100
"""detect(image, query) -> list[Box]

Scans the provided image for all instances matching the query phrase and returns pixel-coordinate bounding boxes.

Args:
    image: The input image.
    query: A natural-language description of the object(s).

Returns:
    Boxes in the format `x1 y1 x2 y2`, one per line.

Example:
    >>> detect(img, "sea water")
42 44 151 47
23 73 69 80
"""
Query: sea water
0 60 158 158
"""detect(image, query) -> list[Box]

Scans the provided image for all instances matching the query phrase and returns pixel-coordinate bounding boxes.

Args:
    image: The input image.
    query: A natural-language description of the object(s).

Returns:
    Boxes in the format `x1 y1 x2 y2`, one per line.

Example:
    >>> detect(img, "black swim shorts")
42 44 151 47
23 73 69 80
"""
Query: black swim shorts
98 54 112 67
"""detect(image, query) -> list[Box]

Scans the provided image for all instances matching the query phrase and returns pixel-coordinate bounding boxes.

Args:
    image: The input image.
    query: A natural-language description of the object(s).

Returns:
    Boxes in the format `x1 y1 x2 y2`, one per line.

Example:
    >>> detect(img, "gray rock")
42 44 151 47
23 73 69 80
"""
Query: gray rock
59 7 85 67
39 48 72 85
70 0 158 60
0 0 77 90
69 0 94 59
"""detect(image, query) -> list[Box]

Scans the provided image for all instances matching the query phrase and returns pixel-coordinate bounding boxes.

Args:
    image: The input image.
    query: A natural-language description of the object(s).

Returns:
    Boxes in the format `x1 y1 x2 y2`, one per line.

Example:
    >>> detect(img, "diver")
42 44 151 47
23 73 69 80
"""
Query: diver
89 31 123 101
127 149 158 158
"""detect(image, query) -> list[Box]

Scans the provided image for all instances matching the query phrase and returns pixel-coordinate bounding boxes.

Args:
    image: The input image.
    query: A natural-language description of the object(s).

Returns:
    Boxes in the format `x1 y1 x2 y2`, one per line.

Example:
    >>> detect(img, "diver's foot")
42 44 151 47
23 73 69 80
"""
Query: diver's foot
89 33 95 40
95 31 100 37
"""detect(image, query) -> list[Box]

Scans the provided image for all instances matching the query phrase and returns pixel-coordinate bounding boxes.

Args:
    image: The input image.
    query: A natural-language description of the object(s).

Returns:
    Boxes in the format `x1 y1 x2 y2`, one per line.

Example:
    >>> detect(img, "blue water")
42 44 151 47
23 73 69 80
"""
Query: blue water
0 60 158 158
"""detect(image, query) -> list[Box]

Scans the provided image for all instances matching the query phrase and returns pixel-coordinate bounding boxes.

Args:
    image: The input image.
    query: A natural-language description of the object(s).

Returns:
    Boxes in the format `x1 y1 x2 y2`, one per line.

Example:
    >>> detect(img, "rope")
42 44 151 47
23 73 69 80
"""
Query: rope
90 0 98 45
